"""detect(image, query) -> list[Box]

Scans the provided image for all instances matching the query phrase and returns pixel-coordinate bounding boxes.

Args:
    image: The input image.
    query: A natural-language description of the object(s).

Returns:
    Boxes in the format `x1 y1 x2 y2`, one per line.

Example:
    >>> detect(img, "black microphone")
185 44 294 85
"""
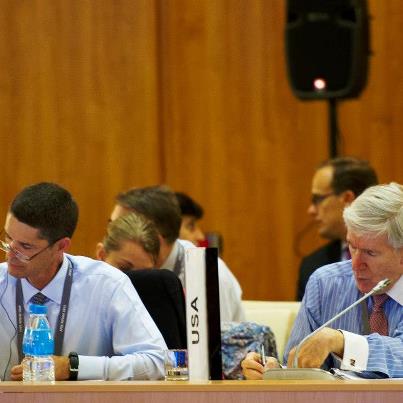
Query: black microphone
264 278 391 380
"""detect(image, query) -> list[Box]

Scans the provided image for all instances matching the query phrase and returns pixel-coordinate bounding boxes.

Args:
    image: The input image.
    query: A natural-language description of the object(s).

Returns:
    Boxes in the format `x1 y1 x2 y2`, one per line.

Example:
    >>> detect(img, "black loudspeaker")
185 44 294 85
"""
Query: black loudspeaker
285 0 369 99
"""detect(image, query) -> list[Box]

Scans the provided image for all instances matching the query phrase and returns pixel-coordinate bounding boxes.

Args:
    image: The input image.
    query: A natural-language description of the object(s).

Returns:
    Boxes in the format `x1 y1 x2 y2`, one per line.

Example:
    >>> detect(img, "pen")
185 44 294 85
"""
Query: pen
260 344 266 366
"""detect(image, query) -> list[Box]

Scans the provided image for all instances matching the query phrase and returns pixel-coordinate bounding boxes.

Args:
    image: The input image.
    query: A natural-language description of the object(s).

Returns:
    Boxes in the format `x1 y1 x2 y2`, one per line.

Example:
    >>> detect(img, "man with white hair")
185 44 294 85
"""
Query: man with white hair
242 182 403 379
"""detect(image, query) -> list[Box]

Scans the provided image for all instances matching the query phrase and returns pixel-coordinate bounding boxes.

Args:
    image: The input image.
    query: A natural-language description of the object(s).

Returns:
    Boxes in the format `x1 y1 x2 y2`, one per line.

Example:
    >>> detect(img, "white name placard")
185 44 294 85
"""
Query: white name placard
185 247 209 380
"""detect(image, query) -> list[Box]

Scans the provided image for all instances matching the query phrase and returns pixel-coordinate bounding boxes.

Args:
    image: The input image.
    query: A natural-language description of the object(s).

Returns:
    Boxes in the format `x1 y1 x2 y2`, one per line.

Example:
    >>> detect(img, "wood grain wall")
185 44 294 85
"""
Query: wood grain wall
0 0 402 300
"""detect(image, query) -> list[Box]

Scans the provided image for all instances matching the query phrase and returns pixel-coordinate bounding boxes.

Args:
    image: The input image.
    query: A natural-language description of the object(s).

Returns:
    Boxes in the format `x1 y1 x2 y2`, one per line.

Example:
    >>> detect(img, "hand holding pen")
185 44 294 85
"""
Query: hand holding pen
260 344 267 366
241 348 282 379
261 344 285 369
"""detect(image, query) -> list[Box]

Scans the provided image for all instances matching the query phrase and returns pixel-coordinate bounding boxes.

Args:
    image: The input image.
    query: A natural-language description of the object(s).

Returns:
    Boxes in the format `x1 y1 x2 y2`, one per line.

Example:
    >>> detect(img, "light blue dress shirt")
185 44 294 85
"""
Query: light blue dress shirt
161 239 245 322
285 260 403 378
0 254 167 380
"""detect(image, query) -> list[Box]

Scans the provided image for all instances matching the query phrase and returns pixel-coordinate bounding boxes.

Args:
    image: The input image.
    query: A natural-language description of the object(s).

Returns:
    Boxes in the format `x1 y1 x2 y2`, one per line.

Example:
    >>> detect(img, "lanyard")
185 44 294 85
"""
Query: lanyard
16 258 74 362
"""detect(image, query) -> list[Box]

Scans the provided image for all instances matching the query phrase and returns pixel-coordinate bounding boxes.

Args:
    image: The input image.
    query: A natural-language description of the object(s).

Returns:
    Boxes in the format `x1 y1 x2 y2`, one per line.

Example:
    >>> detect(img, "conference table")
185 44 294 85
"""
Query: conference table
1 379 402 403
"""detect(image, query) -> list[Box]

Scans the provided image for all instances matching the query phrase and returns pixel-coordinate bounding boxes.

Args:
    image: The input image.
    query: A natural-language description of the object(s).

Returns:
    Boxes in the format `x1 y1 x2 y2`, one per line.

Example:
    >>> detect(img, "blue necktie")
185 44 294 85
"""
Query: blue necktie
30 292 49 305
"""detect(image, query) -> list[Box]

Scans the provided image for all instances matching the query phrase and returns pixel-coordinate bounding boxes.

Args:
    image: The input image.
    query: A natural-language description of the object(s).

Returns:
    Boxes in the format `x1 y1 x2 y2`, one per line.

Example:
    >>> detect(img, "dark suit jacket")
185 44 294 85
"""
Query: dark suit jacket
296 240 342 301
126 269 187 349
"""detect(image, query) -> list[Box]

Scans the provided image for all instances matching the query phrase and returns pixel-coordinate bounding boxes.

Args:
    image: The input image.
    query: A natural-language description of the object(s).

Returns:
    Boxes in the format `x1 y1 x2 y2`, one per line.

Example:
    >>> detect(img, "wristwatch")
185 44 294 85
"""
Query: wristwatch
68 352 79 380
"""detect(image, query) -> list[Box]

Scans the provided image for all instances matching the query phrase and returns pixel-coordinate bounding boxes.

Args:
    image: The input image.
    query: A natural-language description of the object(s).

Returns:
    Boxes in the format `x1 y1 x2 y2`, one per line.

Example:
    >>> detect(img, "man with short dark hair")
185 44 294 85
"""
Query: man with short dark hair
111 185 245 322
0 183 166 381
175 192 205 246
296 157 378 300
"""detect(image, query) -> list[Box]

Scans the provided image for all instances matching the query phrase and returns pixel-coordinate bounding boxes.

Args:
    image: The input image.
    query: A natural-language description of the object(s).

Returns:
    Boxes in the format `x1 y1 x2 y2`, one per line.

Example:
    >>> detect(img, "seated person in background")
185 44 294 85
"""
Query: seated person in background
96 212 187 349
96 212 159 271
175 191 206 245
0 183 166 381
110 185 246 322
98 203 272 374
242 182 403 379
297 157 378 301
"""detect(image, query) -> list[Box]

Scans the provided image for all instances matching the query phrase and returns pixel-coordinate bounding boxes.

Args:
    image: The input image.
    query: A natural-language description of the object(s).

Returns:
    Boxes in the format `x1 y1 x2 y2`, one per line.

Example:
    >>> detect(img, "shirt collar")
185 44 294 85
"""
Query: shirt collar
21 254 68 305
387 275 403 305
160 240 179 270
340 241 351 261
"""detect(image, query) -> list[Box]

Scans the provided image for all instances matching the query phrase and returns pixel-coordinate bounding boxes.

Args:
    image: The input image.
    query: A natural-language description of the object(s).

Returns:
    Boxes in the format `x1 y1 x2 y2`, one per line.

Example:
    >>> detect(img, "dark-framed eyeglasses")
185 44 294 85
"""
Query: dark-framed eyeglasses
0 230 55 263
311 192 335 206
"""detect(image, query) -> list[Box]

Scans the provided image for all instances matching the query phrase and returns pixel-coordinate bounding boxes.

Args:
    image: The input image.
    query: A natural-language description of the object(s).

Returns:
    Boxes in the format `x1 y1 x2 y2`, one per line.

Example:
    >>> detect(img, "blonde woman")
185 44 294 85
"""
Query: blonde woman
96 212 160 272
96 212 186 349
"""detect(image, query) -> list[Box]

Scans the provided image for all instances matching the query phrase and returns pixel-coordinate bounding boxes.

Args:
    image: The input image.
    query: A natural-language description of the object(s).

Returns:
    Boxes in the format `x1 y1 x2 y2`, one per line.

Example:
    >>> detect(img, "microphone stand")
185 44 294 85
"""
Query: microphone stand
264 278 391 380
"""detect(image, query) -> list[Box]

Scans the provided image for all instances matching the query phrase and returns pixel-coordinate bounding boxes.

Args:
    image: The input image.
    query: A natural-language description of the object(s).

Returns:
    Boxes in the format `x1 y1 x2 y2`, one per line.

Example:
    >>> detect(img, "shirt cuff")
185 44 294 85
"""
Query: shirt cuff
77 356 106 380
339 329 369 372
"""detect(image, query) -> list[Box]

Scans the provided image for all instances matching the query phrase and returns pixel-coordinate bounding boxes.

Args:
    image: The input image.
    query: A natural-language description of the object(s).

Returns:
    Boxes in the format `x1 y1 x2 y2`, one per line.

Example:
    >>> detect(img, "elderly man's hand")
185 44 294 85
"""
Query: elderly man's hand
241 352 281 380
287 327 344 368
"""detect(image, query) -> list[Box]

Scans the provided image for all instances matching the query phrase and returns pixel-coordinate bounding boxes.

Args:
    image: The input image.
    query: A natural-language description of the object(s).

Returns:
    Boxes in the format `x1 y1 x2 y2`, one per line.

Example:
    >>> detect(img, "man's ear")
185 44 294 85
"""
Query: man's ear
95 242 106 261
157 233 168 247
341 190 356 206
56 237 71 252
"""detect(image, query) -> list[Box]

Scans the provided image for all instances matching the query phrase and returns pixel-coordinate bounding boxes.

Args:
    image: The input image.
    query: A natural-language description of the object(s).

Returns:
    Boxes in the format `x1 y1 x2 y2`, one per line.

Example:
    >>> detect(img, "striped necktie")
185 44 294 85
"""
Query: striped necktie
369 294 389 336
30 292 49 305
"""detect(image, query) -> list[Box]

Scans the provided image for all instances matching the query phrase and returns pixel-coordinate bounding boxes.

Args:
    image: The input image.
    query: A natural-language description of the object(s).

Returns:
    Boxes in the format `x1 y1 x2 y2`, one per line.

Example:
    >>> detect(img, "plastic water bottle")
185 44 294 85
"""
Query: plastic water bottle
29 304 55 382
22 306 35 382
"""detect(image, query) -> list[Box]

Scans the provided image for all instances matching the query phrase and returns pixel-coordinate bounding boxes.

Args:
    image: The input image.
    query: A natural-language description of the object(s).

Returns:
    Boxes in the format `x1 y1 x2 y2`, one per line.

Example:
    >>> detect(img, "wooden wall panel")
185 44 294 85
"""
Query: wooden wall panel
0 0 161 258
157 0 329 300
0 0 402 301
158 0 403 300
339 0 403 184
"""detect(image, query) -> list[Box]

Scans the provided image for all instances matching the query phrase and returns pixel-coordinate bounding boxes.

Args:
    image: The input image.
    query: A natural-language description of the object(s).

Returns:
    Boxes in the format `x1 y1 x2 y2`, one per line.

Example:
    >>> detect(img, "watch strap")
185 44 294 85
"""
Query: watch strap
68 352 79 380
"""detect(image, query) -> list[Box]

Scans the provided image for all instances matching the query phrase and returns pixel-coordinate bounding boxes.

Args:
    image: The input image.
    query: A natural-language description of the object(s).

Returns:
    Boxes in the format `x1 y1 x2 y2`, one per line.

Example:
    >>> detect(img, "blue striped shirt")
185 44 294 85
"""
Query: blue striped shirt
285 260 403 378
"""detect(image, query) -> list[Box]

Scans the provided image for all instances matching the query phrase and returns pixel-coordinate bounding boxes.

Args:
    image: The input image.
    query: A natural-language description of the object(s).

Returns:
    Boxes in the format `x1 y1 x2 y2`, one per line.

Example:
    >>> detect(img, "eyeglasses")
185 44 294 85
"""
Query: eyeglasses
311 192 335 206
0 231 54 263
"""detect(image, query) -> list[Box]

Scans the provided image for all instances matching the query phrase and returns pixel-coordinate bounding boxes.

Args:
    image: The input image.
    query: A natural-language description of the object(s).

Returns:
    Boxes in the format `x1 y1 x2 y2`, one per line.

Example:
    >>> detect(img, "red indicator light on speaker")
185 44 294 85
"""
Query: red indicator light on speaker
313 78 326 91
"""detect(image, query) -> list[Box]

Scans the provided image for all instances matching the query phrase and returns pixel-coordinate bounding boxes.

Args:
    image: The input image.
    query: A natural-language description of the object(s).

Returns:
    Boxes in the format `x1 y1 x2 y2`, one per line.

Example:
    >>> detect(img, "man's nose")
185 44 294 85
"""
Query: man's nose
307 203 317 216
351 250 365 269
8 241 21 255
8 239 17 249
194 227 205 242
7 248 20 263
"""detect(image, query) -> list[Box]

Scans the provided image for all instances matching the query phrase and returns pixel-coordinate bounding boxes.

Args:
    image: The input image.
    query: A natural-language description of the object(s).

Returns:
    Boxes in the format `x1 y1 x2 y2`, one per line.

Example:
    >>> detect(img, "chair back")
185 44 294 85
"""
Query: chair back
127 269 187 349
242 300 301 360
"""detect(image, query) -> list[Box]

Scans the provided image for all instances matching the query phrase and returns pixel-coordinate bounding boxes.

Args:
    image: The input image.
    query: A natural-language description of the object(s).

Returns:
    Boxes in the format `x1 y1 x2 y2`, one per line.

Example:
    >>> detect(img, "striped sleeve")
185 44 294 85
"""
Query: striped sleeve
283 261 403 378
